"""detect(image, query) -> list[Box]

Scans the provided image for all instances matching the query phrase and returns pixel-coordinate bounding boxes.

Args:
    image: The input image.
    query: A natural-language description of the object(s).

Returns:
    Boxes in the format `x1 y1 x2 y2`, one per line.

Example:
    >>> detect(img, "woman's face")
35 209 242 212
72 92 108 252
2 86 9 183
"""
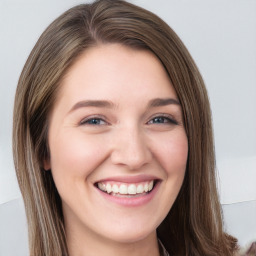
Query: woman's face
45 44 188 244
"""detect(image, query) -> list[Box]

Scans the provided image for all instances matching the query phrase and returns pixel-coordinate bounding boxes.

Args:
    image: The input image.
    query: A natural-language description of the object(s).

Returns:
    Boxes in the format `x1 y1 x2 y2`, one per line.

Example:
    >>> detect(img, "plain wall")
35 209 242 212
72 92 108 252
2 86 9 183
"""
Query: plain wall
0 0 255 253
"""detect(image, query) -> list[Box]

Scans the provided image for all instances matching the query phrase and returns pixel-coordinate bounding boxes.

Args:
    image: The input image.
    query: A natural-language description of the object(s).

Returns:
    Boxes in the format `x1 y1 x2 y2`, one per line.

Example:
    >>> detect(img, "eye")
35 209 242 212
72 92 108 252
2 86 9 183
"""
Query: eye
147 115 178 125
80 117 107 126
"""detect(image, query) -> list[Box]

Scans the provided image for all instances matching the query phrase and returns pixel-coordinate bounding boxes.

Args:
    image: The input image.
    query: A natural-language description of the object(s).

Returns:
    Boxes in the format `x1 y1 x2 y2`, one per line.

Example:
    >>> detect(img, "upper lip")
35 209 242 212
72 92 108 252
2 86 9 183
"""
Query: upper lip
95 174 160 184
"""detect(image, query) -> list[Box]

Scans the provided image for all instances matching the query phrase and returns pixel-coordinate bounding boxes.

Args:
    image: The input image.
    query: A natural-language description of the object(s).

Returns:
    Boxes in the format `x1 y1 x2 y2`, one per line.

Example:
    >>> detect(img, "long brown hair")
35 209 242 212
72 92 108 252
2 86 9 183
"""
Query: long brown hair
13 0 238 255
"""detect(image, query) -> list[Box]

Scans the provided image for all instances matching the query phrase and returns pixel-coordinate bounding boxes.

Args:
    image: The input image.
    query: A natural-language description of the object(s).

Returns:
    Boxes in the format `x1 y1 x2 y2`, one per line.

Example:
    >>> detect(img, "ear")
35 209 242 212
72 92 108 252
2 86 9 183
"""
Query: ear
43 158 51 171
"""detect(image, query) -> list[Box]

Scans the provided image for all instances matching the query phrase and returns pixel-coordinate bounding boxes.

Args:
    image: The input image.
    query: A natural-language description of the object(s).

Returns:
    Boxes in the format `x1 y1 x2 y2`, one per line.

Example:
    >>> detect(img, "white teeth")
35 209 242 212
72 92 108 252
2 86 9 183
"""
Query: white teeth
112 184 119 193
97 180 155 195
148 181 154 191
136 184 144 193
128 184 136 194
106 183 112 193
119 184 128 194
98 182 106 192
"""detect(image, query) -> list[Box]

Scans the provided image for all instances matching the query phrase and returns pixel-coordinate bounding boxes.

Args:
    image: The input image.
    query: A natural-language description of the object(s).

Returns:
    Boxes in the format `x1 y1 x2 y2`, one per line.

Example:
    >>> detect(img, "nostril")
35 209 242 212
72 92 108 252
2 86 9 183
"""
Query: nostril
110 133 152 169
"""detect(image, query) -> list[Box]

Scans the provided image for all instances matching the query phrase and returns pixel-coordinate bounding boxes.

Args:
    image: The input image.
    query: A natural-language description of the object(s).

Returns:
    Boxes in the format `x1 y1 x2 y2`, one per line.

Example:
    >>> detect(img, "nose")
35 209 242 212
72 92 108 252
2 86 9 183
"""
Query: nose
110 125 152 170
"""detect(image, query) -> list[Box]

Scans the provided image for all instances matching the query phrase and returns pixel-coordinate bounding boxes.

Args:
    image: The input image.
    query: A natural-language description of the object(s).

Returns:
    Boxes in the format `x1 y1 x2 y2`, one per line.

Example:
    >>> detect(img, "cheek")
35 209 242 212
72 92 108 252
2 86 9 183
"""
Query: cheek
49 131 107 182
156 132 188 175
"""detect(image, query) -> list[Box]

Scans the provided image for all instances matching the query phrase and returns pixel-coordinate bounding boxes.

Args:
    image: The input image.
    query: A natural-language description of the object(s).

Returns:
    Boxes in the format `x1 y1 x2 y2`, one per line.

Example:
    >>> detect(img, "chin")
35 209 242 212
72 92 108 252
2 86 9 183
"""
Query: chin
95 217 159 244
103 228 156 244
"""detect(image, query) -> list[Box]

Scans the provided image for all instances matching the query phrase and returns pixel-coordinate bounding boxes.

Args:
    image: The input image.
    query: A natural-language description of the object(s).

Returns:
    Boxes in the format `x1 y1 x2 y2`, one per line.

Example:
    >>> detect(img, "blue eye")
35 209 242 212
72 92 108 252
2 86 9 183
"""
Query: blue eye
80 117 106 125
148 116 178 125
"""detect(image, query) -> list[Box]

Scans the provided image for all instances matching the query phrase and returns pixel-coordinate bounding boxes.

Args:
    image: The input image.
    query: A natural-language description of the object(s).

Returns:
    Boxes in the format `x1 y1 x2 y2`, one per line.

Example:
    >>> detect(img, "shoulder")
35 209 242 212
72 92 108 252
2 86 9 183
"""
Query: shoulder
237 241 256 256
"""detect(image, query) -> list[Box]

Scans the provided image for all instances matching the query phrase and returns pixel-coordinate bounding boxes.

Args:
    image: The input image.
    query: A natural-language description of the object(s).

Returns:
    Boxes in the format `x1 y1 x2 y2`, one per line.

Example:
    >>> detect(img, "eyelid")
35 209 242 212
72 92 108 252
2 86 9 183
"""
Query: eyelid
147 113 179 125
78 113 179 126
79 115 109 125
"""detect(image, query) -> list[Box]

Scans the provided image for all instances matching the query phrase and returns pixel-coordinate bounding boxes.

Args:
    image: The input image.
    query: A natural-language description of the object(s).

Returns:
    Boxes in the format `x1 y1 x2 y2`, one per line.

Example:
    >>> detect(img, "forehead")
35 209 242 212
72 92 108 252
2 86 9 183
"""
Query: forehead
57 43 177 106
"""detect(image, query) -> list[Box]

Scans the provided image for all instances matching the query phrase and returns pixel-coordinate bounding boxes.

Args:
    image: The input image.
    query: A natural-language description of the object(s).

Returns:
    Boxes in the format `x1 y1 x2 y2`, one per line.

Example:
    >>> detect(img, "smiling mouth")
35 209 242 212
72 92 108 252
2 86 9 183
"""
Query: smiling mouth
95 180 157 198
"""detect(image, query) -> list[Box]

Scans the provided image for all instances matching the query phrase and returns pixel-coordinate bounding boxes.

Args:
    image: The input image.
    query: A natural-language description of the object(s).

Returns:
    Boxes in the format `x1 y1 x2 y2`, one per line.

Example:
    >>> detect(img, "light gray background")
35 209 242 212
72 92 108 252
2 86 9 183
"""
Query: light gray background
0 0 255 255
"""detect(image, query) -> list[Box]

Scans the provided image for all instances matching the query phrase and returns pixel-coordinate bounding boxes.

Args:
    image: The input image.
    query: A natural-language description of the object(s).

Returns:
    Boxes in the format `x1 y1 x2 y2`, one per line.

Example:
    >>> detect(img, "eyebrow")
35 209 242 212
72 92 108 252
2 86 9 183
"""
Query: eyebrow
68 97 180 114
148 98 180 107
69 100 115 113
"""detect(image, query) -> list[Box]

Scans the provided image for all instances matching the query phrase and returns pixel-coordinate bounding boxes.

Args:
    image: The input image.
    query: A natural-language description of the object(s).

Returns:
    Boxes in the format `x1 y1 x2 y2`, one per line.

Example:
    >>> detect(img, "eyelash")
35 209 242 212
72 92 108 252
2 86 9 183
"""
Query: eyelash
79 114 178 126
147 114 178 125
80 115 108 126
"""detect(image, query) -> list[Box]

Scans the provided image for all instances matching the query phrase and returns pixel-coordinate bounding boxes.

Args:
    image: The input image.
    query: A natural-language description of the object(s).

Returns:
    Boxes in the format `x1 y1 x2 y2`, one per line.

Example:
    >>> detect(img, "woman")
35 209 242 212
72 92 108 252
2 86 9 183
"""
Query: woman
13 0 238 255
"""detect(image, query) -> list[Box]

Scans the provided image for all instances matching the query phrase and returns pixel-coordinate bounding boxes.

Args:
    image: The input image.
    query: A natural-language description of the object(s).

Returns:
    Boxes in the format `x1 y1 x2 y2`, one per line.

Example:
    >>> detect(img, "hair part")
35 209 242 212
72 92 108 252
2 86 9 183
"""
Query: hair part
13 0 237 255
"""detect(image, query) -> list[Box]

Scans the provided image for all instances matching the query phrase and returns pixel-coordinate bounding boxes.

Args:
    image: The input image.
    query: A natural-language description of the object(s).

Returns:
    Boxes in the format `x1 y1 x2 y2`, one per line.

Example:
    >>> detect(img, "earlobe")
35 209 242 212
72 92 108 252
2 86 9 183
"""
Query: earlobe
43 158 51 171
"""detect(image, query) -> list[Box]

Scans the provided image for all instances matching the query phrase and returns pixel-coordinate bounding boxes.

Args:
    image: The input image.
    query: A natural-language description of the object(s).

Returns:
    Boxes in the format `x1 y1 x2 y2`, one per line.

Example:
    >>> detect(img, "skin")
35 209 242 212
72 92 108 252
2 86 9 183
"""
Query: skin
44 44 188 256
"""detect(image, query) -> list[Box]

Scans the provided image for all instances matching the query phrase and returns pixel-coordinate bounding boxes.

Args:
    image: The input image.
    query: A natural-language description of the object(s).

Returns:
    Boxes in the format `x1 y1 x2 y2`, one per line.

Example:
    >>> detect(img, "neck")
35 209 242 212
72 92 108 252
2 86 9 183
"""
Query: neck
66 225 160 256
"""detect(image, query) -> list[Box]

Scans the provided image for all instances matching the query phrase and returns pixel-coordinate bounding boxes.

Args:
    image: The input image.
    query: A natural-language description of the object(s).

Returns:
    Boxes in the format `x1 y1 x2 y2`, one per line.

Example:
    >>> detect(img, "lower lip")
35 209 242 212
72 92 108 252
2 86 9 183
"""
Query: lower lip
96 181 160 207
